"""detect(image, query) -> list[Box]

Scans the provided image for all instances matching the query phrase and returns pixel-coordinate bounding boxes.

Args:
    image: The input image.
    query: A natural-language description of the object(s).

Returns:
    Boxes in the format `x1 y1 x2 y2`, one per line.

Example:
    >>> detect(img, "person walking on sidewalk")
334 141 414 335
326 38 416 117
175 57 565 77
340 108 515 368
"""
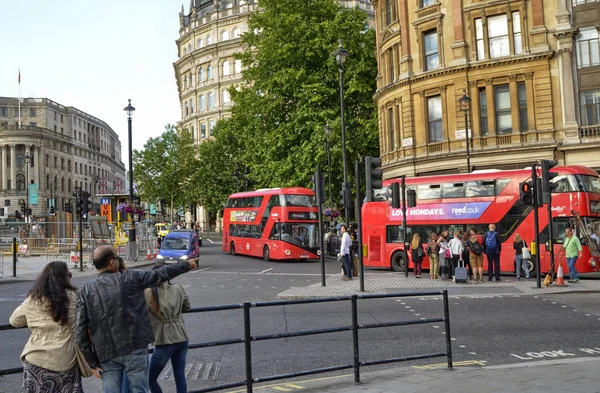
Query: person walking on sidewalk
410 233 424 278
75 246 197 393
10 261 84 393
438 230 451 280
338 225 353 281
484 224 502 281
513 233 530 281
562 227 582 283
145 266 191 393
427 233 440 279
449 231 464 280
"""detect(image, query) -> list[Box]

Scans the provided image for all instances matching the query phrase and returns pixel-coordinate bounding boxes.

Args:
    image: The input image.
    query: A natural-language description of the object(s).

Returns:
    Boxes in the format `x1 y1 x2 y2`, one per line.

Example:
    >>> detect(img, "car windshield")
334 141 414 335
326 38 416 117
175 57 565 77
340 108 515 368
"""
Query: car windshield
162 237 189 250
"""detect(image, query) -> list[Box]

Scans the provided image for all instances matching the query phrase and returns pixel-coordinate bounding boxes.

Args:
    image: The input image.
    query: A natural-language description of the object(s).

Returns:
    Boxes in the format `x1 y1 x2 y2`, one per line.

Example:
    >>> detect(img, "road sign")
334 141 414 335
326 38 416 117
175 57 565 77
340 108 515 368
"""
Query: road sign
29 184 38 205
150 204 156 214
100 204 112 220
100 197 110 205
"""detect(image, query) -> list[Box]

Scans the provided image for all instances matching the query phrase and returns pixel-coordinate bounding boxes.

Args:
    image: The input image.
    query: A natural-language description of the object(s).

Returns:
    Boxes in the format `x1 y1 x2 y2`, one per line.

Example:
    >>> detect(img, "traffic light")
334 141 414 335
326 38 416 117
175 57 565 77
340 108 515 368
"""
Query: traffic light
311 171 326 206
339 182 351 209
20 200 26 215
541 159 559 204
365 156 382 202
65 201 71 213
390 182 400 209
407 189 417 208
76 195 83 217
50 206 55 215
519 181 534 205
82 191 91 216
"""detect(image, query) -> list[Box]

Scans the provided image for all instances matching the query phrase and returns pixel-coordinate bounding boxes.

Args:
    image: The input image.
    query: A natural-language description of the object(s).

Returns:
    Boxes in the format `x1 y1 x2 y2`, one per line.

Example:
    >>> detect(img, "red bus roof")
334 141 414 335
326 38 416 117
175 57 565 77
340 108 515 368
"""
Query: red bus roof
229 187 314 198
382 166 598 186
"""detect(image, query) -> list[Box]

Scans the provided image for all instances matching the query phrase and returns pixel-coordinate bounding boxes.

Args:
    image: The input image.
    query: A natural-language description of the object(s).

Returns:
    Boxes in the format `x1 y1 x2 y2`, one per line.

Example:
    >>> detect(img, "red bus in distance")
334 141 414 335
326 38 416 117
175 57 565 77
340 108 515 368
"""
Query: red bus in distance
361 166 600 276
222 187 321 261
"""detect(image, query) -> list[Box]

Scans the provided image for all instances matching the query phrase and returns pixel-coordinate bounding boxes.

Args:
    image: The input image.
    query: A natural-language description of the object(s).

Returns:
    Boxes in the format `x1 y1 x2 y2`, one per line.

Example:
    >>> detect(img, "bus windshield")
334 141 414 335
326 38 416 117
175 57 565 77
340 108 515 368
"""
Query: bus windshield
270 222 319 248
283 195 317 207
552 175 600 194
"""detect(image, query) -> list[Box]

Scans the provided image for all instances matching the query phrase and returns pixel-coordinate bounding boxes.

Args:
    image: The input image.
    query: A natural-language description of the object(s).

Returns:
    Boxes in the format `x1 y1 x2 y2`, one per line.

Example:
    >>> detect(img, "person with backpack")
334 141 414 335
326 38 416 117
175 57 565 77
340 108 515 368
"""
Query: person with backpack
484 224 502 281
426 233 440 279
467 228 484 282
513 233 530 281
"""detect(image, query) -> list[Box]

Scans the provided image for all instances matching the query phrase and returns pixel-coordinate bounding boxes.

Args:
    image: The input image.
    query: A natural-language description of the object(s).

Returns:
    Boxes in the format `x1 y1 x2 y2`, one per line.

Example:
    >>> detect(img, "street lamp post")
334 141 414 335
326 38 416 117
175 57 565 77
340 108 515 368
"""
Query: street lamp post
332 40 350 226
123 99 137 260
324 124 332 207
459 91 472 173
24 153 31 223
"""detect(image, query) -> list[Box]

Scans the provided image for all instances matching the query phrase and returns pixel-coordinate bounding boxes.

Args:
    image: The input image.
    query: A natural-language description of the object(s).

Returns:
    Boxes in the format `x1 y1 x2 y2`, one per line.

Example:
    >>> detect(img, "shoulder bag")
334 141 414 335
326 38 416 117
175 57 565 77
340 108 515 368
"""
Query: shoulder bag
521 240 531 260
75 345 94 378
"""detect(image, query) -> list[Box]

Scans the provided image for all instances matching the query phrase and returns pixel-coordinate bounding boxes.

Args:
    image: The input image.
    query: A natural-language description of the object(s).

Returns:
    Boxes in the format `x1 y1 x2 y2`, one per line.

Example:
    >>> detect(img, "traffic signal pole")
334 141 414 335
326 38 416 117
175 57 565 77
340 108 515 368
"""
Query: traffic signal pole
355 160 364 292
532 165 541 288
78 189 83 272
315 165 326 287
401 175 408 277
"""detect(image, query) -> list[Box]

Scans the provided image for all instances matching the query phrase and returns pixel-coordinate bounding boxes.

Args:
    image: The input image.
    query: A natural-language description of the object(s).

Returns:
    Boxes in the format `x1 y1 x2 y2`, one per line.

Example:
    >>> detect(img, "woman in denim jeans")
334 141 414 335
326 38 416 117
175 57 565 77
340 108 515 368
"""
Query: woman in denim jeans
513 233 530 281
144 269 191 393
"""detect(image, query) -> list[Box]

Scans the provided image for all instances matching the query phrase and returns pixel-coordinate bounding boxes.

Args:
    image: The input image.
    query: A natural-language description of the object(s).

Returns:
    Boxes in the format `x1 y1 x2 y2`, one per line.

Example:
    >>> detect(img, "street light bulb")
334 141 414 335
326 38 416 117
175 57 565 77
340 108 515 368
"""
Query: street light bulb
332 40 349 68
24 154 30 164
459 91 471 112
123 99 136 117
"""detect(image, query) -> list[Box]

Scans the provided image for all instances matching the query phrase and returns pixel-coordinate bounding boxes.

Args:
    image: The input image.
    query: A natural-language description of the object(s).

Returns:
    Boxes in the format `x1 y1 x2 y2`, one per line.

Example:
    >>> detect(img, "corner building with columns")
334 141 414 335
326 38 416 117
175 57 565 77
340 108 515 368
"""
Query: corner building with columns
0 96 127 218
370 0 600 177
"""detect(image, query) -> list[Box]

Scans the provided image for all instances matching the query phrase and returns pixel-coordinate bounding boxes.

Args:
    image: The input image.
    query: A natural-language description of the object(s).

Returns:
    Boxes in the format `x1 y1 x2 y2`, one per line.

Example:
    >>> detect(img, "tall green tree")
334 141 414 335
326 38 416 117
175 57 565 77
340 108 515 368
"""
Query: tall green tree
133 124 197 213
209 0 378 206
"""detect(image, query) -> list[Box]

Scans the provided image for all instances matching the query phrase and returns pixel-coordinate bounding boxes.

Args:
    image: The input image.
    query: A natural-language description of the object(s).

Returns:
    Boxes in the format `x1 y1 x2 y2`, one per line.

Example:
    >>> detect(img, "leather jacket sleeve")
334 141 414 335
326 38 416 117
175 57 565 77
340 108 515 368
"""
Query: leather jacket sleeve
128 261 191 291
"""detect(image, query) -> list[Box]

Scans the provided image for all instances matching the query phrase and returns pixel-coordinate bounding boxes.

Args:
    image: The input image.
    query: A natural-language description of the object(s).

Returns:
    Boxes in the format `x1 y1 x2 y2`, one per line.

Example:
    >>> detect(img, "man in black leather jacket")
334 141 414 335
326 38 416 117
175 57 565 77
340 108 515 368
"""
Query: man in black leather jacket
75 245 197 392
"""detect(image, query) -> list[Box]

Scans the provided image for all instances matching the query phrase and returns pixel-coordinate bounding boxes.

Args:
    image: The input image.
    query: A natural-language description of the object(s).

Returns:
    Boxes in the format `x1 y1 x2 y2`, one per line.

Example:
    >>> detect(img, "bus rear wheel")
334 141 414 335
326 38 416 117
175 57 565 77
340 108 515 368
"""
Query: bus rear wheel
263 246 270 261
391 251 407 272
523 258 538 278
230 242 236 256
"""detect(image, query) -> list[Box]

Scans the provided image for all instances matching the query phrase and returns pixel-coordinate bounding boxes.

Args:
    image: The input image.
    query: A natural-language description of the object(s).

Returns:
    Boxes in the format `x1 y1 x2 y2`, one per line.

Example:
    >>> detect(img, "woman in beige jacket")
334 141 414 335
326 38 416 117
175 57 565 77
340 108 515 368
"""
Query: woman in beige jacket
144 270 191 393
10 261 83 393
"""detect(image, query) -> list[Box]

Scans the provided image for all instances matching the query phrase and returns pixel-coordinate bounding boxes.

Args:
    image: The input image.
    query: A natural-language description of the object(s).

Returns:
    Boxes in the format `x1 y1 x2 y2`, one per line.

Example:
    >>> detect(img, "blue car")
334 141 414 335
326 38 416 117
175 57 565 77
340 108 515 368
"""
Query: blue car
156 230 200 263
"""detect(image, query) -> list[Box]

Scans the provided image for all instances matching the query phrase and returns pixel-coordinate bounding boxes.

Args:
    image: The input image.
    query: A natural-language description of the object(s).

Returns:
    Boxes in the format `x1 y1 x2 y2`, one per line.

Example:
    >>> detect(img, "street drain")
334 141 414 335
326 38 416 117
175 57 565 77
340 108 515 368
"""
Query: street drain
161 362 221 381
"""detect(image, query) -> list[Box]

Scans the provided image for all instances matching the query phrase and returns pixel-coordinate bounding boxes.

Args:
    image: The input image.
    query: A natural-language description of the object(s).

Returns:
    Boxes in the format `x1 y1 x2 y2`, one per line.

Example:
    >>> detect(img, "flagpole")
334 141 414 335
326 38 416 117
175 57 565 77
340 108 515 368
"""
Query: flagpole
18 68 21 127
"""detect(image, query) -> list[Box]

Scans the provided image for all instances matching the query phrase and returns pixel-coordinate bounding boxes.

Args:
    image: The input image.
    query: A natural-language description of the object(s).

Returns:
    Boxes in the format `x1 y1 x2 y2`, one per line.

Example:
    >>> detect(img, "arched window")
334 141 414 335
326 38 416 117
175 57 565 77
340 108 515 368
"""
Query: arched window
233 28 241 39
188 43 192 53
221 30 229 41
222 60 230 76
198 67 204 82
234 59 242 74
208 92 215 108
206 35 212 45
223 89 231 104
207 65 213 79
16 174 25 191
198 38 203 48
183 47 187 55
199 95 206 110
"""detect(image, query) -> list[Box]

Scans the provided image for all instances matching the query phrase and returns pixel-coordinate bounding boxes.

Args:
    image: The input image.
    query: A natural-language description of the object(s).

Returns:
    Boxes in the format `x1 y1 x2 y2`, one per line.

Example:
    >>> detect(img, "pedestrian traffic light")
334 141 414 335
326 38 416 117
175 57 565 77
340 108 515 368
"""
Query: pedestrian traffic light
82 191 91 216
519 181 534 205
365 156 382 202
390 182 400 209
407 189 417 208
15 210 23 220
541 159 559 204
311 170 326 206
65 201 71 213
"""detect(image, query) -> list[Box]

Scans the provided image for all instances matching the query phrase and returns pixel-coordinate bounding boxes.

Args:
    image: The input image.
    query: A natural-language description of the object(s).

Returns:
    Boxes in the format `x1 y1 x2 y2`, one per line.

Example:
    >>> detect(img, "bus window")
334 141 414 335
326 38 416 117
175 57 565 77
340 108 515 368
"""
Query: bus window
442 183 465 198
465 181 496 197
386 225 414 243
417 184 441 200
553 218 572 243
284 195 317 207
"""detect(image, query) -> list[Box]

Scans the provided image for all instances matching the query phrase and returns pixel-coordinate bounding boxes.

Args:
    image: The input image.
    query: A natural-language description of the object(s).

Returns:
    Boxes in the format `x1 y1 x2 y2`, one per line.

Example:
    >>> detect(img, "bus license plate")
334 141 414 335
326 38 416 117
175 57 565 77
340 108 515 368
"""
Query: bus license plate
300 254 309 258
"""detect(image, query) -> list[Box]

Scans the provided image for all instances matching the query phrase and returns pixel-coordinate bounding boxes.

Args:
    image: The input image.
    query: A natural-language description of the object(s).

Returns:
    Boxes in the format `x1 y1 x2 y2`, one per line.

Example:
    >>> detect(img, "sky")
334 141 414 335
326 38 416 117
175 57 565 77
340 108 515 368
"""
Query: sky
0 0 184 169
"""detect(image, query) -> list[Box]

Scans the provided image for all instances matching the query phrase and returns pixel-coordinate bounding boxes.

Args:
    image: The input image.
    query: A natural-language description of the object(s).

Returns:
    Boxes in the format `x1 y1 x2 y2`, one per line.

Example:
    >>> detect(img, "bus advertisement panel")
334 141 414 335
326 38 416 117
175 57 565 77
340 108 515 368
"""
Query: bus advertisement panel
361 166 600 277
222 187 321 261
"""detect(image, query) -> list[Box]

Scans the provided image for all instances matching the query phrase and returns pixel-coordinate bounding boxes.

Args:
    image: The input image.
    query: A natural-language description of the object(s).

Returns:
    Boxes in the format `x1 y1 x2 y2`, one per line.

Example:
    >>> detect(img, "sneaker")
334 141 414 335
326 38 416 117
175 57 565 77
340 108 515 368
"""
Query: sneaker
517 277 520 281
527 278 530 281
496 278 502 281
342 277 350 281
567 279 574 283
574 278 580 283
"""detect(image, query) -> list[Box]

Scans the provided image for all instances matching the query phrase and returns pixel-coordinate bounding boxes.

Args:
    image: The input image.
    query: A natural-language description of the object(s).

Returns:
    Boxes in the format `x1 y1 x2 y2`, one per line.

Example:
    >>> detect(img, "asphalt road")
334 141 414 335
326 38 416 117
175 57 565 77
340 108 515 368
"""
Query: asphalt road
1 241 600 392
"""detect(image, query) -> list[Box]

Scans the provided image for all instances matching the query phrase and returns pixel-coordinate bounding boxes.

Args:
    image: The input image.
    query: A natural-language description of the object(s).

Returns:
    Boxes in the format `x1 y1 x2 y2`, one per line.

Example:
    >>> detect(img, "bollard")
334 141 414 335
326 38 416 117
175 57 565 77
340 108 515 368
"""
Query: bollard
12 238 17 278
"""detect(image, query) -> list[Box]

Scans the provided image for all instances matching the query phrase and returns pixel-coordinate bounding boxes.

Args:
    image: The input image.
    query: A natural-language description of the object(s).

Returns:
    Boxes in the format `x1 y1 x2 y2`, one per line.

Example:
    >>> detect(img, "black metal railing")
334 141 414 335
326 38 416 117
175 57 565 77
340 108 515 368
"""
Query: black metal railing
0 290 453 392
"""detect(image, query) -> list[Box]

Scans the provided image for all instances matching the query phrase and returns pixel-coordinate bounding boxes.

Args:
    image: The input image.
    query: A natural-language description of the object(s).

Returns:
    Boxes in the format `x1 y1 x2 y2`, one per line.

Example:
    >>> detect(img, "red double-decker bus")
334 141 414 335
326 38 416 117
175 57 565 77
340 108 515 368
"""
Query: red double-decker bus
361 166 600 276
222 187 321 261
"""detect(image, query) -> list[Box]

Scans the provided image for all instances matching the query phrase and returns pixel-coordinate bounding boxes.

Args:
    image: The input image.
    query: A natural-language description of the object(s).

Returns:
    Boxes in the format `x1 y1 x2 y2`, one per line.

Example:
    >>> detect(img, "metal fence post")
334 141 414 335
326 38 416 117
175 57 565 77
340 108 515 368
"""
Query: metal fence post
12 237 17 277
243 302 253 393
442 290 453 369
351 295 360 382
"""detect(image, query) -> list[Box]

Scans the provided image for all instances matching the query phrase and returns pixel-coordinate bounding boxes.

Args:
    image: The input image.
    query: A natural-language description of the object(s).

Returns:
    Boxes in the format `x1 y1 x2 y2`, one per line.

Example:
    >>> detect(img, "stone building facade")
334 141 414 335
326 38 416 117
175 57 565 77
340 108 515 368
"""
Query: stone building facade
0 97 126 218
370 0 600 178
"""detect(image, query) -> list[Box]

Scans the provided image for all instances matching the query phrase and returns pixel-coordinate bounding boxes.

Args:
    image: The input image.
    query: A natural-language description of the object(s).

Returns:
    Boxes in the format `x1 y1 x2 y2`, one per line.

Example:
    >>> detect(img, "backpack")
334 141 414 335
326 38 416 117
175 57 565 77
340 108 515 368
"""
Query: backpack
485 231 499 252
469 237 483 256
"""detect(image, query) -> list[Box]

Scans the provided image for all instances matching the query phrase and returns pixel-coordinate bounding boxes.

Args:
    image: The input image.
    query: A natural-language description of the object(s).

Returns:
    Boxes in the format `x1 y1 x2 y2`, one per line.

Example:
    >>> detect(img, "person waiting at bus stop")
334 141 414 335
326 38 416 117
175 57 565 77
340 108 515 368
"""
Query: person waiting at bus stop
338 225 353 281
484 224 502 281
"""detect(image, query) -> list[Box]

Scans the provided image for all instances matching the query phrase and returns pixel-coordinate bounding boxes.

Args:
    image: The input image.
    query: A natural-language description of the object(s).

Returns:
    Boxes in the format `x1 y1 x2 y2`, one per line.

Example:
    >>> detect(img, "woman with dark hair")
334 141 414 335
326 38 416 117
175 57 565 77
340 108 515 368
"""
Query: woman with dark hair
10 261 84 392
144 267 191 393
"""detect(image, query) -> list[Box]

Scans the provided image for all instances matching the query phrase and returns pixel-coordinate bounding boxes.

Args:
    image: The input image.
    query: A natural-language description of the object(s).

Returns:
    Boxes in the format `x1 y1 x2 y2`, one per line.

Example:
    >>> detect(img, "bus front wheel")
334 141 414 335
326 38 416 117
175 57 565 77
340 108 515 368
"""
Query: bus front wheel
263 246 270 261
230 242 236 256
391 251 407 272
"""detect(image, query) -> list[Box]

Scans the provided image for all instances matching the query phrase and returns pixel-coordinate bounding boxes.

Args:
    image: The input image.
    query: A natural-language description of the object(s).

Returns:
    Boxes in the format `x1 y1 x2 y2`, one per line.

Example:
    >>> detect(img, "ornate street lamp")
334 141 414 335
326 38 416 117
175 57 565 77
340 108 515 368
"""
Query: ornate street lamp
24 153 30 222
324 123 332 207
459 91 472 173
123 99 136 259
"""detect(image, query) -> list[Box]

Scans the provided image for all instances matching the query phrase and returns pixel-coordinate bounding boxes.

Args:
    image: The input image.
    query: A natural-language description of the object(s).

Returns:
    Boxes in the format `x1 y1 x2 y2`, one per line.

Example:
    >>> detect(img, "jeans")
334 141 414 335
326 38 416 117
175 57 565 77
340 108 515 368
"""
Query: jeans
486 252 500 280
100 349 149 393
567 256 579 280
515 255 529 279
343 254 353 279
149 341 189 393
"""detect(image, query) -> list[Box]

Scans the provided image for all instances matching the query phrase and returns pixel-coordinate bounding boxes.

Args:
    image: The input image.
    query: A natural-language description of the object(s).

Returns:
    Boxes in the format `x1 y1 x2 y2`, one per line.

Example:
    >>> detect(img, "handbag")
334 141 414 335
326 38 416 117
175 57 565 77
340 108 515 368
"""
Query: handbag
521 241 531 260
444 248 452 259
75 345 94 378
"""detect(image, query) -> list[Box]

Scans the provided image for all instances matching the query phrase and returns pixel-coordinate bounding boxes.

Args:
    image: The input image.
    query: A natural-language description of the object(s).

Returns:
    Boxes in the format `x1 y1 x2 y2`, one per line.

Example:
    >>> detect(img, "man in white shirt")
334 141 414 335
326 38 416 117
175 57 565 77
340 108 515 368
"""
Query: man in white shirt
338 225 353 281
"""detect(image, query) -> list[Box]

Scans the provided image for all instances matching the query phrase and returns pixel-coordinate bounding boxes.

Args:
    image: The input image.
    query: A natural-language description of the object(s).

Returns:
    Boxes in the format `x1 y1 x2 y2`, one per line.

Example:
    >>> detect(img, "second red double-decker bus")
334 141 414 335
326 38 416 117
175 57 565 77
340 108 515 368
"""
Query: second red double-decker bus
361 166 600 276
222 187 321 261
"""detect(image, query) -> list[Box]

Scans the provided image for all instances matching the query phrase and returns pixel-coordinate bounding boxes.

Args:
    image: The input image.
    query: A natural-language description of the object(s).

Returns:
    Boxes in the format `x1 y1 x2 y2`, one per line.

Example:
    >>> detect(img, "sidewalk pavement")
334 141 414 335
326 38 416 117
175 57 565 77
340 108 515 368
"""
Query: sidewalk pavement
276 357 600 393
0 255 156 283
277 273 600 299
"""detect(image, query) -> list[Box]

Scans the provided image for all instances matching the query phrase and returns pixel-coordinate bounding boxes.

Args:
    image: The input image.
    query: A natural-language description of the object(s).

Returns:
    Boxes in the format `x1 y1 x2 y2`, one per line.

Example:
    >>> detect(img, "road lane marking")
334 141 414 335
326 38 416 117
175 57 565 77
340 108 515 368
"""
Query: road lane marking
226 374 349 393
412 360 486 369
259 268 274 274
191 267 213 274
208 238 214 244
272 387 292 392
